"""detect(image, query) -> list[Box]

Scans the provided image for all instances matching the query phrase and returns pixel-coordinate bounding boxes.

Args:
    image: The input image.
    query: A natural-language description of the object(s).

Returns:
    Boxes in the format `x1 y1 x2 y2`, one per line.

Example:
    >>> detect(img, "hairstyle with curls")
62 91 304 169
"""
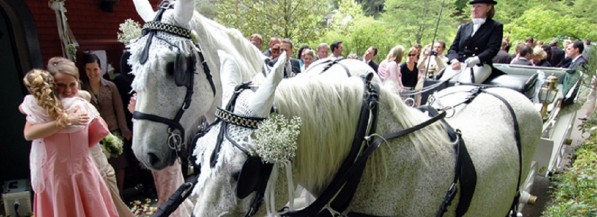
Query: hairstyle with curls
23 69 69 127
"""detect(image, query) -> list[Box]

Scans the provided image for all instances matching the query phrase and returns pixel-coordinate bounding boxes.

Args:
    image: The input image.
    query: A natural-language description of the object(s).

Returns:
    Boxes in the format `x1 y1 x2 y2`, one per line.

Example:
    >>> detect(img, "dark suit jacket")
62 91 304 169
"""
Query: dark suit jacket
511 57 532 66
492 49 512 64
556 57 571 68
569 56 588 71
550 46 565 67
447 19 503 65
365 59 379 72
269 57 300 77
288 58 301 77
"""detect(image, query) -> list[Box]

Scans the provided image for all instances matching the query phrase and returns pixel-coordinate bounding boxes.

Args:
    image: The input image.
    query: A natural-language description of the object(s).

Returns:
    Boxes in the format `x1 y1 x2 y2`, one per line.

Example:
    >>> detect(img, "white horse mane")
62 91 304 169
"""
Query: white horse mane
272 75 450 190
128 9 265 92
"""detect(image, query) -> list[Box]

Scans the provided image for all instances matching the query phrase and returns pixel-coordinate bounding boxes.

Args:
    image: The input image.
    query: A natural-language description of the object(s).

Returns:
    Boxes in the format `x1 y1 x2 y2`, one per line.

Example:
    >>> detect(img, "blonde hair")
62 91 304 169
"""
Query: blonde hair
302 49 315 58
46 56 80 80
533 47 546 60
385 45 405 63
23 69 69 127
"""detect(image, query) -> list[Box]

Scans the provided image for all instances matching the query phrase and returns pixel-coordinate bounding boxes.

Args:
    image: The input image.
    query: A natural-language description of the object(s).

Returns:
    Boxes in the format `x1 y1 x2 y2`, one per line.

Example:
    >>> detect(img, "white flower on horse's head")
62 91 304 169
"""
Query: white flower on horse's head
254 113 301 164
117 19 143 46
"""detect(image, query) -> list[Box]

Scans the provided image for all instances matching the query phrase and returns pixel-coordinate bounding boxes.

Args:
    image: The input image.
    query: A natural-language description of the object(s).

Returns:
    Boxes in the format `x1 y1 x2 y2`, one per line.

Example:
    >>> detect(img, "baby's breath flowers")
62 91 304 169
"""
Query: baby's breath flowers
254 113 302 164
117 19 142 45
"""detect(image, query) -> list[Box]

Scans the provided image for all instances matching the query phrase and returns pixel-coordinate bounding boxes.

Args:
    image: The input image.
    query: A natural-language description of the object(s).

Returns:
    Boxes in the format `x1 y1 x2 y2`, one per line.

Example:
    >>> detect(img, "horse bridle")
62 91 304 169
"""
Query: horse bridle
132 0 216 157
200 81 272 217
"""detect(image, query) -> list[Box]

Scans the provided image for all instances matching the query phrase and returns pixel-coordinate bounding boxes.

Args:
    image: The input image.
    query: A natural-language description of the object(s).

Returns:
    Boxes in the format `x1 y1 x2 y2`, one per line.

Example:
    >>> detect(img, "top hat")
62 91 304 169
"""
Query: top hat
469 0 498 4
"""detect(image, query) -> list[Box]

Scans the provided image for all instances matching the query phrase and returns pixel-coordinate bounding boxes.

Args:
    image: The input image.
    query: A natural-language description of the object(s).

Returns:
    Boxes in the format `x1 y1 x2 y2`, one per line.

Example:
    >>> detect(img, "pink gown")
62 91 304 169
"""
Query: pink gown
20 95 118 217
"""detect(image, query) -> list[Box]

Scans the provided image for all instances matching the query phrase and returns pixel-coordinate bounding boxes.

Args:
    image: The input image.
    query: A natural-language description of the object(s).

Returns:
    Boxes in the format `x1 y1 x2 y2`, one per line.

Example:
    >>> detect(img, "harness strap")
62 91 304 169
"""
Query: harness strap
210 82 253 168
419 106 476 217
151 174 198 217
320 58 352 77
480 91 523 217
139 1 169 64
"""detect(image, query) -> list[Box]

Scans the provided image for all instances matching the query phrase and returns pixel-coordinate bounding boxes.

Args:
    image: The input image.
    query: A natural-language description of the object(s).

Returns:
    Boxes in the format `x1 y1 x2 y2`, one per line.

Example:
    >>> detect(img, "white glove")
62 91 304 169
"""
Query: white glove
464 56 481 68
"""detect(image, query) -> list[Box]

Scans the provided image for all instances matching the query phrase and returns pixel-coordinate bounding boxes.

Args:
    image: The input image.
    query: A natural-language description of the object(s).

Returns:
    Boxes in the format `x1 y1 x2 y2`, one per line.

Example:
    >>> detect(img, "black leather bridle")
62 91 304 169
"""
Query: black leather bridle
132 0 216 157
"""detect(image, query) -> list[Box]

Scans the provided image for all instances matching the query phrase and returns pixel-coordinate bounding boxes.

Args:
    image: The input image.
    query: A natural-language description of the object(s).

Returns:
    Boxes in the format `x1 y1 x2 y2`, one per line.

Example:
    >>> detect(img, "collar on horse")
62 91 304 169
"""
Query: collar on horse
132 0 216 159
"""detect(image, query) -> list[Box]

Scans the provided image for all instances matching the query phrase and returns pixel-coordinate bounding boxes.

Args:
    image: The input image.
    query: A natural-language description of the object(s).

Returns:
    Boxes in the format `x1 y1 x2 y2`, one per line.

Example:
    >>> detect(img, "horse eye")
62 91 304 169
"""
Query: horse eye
232 171 240 181
166 62 174 75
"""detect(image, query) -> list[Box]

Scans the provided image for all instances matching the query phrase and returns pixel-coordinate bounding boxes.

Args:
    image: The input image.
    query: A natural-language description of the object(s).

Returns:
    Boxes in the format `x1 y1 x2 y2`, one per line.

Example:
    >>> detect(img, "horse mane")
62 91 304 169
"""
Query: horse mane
128 10 265 92
274 75 449 190
188 13 265 82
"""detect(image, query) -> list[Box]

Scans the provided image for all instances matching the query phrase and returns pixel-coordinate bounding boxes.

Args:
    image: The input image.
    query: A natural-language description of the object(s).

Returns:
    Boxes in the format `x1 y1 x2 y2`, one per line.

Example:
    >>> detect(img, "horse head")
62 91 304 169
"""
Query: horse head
191 51 287 216
129 0 267 170
128 0 219 169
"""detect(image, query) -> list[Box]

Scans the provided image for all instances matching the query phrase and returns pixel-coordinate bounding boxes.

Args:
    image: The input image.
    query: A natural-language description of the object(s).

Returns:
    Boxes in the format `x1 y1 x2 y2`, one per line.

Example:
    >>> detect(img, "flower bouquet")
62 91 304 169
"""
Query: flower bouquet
101 132 124 158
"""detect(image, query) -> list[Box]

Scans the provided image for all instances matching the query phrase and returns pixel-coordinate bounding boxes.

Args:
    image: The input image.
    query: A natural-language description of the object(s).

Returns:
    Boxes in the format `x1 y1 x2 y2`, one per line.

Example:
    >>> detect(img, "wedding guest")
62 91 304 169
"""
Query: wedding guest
20 69 118 217
81 53 131 193
47 57 135 217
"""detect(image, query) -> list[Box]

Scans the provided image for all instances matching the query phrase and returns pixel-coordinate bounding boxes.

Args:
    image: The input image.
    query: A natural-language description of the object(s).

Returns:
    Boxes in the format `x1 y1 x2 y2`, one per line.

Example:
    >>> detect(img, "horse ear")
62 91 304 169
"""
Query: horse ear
174 0 194 26
247 52 286 117
132 0 156 22
217 50 242 104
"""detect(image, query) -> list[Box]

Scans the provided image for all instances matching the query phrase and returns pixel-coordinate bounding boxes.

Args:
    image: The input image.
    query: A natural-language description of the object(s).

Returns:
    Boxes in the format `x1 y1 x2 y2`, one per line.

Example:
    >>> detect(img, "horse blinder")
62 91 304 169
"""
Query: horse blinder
236 156 268 199
166 52 196 87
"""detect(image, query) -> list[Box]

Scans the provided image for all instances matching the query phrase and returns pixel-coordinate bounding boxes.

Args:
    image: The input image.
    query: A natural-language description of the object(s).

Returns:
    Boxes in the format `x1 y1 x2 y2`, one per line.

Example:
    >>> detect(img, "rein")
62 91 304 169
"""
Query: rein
132 0 216 159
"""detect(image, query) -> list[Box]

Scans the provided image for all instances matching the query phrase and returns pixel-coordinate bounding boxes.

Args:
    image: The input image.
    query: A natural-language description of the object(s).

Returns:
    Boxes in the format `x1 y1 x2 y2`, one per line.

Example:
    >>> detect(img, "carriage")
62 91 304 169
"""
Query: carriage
126 0 586 216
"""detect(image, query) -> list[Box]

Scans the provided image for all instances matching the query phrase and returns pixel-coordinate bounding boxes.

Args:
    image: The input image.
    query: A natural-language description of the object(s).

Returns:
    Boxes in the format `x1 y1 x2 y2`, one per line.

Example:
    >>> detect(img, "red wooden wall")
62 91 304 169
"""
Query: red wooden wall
24 0 160 73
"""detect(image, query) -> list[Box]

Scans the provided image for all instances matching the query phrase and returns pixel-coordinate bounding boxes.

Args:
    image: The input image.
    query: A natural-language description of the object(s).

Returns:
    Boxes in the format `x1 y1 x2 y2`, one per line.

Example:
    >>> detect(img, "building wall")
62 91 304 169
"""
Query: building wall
24 0 159 72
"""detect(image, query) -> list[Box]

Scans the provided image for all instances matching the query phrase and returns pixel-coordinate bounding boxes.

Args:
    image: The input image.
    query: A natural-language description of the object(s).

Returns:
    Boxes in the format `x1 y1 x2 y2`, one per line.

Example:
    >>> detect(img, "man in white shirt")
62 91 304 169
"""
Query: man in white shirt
330 40 344 59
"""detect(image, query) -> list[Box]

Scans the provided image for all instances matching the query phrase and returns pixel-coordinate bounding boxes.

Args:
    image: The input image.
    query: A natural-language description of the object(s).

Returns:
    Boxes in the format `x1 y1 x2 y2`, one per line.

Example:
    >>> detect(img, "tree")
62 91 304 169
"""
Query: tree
504 7 597 44
317 0 393 62
381 0 459 47
213 0 329 46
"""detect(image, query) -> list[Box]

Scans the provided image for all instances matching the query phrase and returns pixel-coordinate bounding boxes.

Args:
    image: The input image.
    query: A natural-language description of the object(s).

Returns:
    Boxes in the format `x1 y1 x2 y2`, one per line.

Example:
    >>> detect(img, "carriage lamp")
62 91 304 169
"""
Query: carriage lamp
538 75 559 120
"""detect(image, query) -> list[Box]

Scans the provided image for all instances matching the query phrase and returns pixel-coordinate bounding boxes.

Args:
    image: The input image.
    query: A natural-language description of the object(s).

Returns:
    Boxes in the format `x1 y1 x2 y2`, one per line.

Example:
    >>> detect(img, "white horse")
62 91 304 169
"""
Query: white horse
191 53 542 216
128 0 265 170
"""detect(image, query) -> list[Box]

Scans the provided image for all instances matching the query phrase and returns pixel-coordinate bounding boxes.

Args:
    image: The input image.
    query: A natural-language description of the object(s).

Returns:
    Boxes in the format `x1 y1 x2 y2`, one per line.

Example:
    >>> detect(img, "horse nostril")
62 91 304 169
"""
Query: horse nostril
148 153 160 166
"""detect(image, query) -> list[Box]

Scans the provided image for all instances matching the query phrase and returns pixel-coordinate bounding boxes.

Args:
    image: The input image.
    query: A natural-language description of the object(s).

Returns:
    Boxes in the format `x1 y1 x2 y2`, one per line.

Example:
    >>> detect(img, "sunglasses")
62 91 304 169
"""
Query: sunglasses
408 54 417 57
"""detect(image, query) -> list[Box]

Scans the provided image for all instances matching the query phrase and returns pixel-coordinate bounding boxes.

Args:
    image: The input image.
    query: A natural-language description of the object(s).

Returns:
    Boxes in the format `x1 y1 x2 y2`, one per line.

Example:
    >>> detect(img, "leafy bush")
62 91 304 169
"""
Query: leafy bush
543 134 597 217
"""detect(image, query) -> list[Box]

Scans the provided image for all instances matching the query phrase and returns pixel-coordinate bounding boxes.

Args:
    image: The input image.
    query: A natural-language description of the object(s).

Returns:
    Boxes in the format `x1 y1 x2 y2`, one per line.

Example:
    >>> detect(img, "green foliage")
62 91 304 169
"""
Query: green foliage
543 134 597 217
316 0 394 63
381 0 459 47
213 0 329 47
505 7 597 43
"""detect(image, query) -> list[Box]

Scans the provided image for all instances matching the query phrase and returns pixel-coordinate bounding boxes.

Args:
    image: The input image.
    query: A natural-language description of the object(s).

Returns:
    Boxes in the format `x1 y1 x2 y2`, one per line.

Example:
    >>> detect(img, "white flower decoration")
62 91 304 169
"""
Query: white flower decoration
254 113 302 164
117 19 142 45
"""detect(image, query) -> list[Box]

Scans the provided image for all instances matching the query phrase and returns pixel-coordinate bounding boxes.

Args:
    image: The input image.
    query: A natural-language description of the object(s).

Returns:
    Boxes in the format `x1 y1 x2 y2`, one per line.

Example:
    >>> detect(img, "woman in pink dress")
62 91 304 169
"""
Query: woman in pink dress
378 45 406 93
20 69 118 217
47 57 135 217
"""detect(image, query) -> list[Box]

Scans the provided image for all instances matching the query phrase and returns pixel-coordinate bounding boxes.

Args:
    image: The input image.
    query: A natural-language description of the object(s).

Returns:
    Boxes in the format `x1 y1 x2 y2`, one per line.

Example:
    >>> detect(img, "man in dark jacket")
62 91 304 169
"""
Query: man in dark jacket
549 39 565 66
443 0 502 84
567 40 588 71
492 40 512 64
362 46 379 72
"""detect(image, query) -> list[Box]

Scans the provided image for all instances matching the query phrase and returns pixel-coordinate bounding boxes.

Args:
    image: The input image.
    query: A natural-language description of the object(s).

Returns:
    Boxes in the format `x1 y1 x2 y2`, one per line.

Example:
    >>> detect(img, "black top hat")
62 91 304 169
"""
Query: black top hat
469 0 498 4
